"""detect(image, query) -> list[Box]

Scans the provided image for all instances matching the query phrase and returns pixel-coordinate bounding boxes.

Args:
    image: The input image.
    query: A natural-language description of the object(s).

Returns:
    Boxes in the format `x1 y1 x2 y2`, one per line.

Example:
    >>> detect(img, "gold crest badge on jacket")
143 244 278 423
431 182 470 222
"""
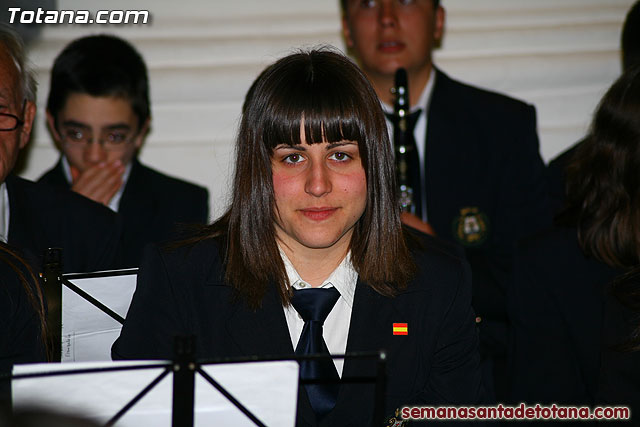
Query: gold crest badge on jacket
452 207 489 246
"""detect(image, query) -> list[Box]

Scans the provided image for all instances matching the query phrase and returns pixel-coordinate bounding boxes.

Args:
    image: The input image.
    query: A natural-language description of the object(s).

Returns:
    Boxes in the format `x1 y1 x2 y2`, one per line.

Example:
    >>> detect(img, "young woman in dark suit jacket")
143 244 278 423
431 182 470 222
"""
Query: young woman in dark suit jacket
114 49 483 426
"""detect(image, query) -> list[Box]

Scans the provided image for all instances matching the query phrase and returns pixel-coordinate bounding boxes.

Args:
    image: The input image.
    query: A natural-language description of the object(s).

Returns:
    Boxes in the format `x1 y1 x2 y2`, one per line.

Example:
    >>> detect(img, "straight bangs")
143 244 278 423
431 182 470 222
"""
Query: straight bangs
246 49 395 249
256 61 374 168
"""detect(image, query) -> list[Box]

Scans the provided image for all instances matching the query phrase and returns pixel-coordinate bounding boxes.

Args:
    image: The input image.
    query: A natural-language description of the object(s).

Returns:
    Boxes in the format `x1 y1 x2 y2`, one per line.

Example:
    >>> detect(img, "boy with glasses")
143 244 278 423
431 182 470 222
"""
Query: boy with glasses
39 35 209 267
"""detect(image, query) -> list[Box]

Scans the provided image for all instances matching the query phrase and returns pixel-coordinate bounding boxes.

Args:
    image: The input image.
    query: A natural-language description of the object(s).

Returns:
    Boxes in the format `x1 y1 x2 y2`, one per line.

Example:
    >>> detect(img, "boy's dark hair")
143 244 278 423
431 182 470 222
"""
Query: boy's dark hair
47 34 150 129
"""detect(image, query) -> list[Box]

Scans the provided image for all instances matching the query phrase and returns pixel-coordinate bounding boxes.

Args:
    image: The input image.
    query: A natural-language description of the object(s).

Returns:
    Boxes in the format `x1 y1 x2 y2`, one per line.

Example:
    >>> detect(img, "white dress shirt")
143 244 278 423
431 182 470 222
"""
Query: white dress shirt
0 182 8 243
381 68 436 222
281 249 358 377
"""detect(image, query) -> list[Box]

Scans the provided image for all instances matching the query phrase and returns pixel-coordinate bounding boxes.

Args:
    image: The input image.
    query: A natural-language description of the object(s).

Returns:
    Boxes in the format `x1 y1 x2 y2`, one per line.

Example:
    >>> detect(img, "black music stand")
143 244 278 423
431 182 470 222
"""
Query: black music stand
42 248 63 362
5 337 387 427
28 261 388 425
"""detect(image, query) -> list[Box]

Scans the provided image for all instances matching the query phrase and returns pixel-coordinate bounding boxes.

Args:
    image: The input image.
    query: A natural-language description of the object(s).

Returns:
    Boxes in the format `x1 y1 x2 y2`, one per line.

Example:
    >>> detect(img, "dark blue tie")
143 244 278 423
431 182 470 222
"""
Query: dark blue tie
291 287 341 418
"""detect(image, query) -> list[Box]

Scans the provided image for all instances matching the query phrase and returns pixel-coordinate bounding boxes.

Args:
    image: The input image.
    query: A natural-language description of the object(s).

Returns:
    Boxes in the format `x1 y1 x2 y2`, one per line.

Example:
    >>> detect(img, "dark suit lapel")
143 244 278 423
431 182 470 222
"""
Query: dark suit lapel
6 175 42 251
46 157 71 188
325 281 406 425
5 176 49 270
118 159 154 217
117 160 157 265
6 175 31 247
224 285 318 427
426 69 481 240
224 284 294 356
40 159 71 188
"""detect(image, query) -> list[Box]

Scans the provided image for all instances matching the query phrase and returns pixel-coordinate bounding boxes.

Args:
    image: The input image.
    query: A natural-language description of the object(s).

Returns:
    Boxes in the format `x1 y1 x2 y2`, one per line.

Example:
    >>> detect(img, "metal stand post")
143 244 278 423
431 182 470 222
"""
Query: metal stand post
172 335 196 427
372 350 387 427
42 248 63 362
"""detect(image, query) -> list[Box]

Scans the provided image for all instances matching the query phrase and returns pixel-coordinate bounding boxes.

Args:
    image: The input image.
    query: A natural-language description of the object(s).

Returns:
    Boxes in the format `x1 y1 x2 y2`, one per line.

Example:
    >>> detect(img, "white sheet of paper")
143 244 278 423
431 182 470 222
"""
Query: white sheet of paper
13 360 298 426
61 271 138 362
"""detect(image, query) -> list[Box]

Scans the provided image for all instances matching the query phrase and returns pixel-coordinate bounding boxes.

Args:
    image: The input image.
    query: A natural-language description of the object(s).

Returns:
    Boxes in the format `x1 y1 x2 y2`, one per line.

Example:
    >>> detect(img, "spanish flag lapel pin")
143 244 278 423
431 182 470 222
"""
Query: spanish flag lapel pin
392 323 408 336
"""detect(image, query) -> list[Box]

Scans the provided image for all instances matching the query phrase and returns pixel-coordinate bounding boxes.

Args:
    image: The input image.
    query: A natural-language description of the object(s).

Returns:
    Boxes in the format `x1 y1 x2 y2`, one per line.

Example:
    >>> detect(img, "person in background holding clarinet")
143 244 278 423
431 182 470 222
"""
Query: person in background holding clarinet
340 0 551 401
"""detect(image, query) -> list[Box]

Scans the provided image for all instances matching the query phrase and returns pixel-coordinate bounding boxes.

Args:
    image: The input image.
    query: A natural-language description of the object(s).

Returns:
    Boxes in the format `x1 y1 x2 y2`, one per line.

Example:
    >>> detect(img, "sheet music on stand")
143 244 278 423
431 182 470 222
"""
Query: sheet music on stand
34 267 389 426
61 269 138 362
12 359 299 426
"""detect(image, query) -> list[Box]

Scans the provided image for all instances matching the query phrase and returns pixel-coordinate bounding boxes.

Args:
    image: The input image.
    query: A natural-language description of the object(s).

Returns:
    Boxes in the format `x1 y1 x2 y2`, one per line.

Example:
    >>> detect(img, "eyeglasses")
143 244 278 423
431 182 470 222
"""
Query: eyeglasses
60 127 137 151
0 101 26 131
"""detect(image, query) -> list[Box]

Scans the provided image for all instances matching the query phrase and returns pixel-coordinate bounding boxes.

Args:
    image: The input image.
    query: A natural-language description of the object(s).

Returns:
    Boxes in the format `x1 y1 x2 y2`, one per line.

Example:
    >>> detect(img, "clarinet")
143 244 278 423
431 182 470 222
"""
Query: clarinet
391 68 415 214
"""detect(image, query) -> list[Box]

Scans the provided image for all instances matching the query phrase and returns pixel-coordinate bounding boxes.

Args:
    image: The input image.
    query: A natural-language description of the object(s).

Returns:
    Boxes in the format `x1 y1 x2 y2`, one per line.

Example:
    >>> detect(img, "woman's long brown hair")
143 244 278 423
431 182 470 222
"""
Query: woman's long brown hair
182 48 415 309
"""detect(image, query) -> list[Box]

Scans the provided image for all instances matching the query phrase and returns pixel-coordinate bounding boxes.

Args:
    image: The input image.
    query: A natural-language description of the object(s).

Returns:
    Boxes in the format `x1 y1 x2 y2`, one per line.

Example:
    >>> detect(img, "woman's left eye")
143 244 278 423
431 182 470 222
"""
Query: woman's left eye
330 152 351 161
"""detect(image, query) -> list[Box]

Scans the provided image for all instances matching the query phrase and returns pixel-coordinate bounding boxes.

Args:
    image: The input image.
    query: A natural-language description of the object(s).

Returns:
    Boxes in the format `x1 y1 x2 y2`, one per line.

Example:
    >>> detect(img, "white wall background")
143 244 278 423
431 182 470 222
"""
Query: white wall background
11 0 634 221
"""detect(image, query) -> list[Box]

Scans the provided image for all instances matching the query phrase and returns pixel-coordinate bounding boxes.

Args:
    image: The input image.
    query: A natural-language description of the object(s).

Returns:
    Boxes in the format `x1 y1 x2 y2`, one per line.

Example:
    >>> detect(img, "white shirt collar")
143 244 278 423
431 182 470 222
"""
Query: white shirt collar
61 156 132 212
279 248 357 308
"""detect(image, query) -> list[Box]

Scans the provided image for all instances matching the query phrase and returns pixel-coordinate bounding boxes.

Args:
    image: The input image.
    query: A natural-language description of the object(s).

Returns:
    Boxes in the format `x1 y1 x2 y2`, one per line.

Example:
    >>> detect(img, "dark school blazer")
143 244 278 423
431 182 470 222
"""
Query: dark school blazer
38 158 209 267
113 232 484 426
425 69 552 331
6 174 122 273
598 281 640 425
546 139 583 215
